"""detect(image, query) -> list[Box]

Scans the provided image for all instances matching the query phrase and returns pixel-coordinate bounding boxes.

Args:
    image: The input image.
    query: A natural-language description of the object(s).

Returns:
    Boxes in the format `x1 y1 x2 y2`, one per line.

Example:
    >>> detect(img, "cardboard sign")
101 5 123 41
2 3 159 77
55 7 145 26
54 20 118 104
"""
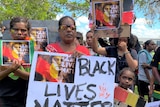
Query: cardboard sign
26 51 116 107
94 25 131 38
0 40 34 66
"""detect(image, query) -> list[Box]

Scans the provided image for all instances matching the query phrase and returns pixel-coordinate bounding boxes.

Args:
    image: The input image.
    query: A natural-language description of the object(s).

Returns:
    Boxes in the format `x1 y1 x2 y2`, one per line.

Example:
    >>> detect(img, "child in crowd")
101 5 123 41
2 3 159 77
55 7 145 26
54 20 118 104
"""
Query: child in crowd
118 67 135 92
114 67 135 107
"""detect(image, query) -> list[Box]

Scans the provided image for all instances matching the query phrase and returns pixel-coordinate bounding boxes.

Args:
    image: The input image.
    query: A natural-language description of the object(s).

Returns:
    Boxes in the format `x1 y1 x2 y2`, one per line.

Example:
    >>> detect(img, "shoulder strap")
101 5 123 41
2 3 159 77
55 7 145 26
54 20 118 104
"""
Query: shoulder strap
138 49 152 64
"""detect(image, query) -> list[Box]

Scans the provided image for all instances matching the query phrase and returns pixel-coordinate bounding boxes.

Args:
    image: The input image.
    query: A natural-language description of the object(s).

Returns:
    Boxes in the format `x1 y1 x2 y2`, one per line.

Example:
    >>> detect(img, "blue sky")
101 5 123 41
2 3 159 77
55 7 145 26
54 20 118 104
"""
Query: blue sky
131 10 160 41
56 5 160 42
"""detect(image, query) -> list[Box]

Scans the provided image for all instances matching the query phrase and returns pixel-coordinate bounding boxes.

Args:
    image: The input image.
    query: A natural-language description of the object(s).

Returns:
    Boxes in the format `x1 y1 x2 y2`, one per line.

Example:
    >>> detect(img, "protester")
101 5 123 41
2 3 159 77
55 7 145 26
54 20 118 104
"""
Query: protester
92 30 138 83
128 34 142 91
85 30 99 56
117 67 135 92
109 38 115 46
138 40 155 102
76 31 84 45
0 17 31 107
86 30 93 48
45 16 90 83
46 16 90 55
114 67 135 106
150 46 160 101
129 34 142 53
0 23 6 39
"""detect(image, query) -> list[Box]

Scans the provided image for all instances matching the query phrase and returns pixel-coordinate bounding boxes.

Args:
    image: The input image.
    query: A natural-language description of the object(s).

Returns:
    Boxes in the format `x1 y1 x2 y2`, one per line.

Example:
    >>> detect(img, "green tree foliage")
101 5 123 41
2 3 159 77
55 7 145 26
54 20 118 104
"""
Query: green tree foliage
0 0 90 22
1 0 159 24
135 0 160 24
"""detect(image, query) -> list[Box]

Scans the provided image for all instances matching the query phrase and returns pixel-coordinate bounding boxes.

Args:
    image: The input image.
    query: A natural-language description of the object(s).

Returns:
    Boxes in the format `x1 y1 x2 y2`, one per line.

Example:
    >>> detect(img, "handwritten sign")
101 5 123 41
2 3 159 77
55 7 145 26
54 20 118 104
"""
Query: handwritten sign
26 51 116 107
145 101 160 107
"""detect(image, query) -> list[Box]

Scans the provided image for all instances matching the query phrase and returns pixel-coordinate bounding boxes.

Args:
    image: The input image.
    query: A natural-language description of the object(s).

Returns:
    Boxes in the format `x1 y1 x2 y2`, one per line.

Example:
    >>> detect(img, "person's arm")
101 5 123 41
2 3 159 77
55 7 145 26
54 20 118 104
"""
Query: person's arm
139 52 152 81
143 67 151 81
0 63 20 80
149 75 154 97
151 47 160 83
142 63 152 69
14 68 30 80
124 52 138 70
152 66 160 83
119 41 138 70
92 33 107 56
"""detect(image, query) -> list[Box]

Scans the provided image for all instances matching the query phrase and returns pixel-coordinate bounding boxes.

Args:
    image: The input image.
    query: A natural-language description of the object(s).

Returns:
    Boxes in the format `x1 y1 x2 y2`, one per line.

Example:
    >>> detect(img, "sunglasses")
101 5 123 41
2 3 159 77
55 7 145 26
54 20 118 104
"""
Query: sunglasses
59 25 76 30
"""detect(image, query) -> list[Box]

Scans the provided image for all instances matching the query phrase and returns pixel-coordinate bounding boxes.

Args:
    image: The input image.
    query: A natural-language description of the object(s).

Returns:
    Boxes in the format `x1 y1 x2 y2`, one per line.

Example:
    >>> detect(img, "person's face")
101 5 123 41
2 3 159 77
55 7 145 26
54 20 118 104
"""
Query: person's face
109 38 115 46
12 43 20 54
76 36 83 45
58 18 76 44
148 41 156 51
118 70 134 89
118 37 128 44
1 26 6 33
10 22 29 40
104 5 110 12
86 32 93 46
53 56 62 67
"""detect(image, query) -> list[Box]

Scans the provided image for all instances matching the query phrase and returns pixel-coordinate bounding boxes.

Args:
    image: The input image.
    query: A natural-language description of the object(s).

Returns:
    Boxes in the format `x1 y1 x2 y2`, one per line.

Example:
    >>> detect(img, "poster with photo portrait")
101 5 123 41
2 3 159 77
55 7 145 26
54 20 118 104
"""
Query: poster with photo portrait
34 53 75 83
30 27 49 51
0 40 32 66
92 0 121 30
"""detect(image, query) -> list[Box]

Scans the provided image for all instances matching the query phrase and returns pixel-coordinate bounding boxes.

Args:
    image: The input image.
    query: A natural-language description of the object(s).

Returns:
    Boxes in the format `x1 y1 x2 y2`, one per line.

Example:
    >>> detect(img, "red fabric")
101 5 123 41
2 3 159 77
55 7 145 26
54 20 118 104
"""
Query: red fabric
122 11 134 25
114 86 128 102
3 45 15 60
36 56 58 82
25 36 31 40
36 56 50 76
95 9 114 28
96 9 104 23
46 43 90 55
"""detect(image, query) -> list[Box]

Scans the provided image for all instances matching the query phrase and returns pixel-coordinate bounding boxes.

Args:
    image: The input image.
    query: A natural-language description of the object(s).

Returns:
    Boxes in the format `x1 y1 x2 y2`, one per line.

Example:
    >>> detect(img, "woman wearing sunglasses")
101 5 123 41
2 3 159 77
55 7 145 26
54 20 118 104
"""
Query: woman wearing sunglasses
45 16 90 83
46 16 90 55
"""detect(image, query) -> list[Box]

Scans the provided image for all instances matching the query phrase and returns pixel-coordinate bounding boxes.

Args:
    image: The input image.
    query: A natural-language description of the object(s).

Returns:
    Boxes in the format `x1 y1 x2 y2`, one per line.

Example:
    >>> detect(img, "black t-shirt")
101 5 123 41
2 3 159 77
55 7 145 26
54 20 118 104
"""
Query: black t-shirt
151 47 160 71
0 76 28 99
151 47 160 90
105 46 137 83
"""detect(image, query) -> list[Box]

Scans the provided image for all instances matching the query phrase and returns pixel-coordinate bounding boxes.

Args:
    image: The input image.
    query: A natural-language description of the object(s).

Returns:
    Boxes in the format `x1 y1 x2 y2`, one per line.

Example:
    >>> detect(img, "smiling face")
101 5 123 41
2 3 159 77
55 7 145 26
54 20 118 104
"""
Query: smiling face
58 17 76 44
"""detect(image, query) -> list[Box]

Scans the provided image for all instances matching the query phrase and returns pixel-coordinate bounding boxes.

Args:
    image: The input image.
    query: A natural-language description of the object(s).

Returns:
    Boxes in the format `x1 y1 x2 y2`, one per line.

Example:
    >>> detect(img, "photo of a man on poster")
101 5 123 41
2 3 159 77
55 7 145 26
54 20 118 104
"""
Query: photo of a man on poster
34 54 76 83
93 0 121 30
2 40 31 66
30 27 48 51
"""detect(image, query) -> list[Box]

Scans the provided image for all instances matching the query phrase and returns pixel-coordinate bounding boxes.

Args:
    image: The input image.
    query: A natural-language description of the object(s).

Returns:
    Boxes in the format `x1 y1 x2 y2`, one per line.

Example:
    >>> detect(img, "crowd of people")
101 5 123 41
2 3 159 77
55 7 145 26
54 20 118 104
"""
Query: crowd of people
0 15 160 106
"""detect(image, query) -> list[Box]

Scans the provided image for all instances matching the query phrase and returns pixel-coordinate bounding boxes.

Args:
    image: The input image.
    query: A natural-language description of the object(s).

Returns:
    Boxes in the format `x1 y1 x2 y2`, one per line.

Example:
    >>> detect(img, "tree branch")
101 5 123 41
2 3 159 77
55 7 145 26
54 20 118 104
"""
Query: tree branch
150 0 160 5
